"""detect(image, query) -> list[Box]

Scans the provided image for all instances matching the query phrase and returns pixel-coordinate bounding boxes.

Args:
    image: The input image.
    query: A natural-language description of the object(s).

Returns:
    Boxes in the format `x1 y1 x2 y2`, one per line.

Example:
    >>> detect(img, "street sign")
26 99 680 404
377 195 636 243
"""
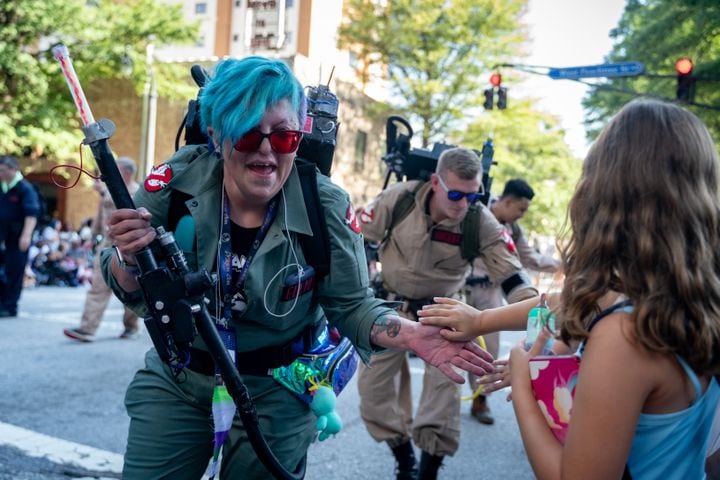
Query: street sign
548 62 645 80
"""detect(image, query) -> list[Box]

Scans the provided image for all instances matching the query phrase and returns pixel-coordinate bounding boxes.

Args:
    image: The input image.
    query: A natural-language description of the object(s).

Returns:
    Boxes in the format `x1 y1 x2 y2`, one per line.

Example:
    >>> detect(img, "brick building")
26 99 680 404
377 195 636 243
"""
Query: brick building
37 0 391 231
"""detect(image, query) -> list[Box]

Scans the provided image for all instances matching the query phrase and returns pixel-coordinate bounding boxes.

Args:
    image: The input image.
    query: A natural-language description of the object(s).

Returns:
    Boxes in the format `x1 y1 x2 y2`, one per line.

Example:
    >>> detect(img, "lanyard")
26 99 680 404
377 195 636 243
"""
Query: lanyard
216 191 278 345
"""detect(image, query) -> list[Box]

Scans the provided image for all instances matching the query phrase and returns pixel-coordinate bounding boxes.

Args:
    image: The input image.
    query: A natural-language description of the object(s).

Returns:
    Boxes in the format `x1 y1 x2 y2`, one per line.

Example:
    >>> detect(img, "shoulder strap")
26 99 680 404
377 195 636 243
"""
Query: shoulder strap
167 190 192 233
587 299 634 332
385 182 424 241
460 205 480 262
295 159 331 282
385 182 479 263
510 221 521 243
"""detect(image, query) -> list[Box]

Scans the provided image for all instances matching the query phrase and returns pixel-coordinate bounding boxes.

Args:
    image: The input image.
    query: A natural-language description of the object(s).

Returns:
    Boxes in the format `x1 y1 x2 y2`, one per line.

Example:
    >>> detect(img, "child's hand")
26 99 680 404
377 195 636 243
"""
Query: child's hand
475 359 510 395
508 327 553 400
417 297 482 341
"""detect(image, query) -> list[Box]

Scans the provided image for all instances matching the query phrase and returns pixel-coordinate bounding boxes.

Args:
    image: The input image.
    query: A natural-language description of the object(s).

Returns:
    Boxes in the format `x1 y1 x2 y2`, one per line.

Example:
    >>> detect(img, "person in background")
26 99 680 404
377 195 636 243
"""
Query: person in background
358 148 538 479
101 56 493 479
466 178 561 424
0 155 40 318
64 157 140 341
419 99 720 479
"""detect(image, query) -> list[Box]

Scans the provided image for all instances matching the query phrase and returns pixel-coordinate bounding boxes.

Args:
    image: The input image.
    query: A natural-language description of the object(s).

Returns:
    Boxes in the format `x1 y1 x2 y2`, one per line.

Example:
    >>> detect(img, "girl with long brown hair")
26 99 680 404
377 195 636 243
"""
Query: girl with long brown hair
419 99 720 478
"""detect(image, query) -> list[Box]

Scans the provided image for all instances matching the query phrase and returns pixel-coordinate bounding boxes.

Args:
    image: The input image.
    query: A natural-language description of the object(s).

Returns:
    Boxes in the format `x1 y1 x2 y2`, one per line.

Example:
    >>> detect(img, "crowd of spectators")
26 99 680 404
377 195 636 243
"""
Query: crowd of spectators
24 218 98 289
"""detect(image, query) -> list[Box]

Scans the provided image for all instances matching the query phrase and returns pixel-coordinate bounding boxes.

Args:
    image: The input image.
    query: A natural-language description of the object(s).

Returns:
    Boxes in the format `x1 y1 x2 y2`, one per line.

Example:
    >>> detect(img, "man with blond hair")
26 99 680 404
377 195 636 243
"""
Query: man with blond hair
358 148 538 479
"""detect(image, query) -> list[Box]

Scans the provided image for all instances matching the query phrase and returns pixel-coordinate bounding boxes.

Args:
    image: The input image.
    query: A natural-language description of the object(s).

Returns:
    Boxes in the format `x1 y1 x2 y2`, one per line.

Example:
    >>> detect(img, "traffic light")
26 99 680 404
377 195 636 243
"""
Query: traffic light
675 58 695 102
483 73 507 110
497 87 507 110
483 88 494 110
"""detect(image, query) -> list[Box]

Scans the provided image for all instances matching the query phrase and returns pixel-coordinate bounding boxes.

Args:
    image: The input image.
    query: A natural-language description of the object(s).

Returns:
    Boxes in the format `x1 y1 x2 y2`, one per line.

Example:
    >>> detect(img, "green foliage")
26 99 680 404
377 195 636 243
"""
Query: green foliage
339 0 527 147
461 98 582 237
341 0 580 238
0 0 198 163
583 0 720 141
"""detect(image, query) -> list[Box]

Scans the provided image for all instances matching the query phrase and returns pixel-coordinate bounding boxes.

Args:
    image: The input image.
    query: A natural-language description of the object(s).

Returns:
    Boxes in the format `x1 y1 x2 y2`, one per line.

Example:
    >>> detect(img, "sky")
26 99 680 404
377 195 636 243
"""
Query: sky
518 0 627 158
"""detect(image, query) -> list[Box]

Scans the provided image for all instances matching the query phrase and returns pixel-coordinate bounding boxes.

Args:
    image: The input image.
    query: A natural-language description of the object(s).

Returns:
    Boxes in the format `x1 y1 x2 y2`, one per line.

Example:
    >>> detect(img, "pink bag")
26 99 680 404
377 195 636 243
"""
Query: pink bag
529 355 580 444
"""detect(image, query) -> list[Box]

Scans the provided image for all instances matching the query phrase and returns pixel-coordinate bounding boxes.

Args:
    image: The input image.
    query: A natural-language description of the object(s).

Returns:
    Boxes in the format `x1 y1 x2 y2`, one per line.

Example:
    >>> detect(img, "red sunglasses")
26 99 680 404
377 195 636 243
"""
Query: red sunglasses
233 130 303 154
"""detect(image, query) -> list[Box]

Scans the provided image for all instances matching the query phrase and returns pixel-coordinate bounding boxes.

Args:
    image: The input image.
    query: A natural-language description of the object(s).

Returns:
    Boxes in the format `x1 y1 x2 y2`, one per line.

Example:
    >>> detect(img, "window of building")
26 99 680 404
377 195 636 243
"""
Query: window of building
286 0 294 6
195 35 205 47
354 131 367 172
233 34 239 42
195 2 207 14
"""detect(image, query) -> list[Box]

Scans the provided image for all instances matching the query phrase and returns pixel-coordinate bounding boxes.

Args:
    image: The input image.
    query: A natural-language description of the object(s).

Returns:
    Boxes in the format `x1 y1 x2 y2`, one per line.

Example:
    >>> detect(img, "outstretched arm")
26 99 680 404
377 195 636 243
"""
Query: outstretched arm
417 296 547 341
369 314 494 383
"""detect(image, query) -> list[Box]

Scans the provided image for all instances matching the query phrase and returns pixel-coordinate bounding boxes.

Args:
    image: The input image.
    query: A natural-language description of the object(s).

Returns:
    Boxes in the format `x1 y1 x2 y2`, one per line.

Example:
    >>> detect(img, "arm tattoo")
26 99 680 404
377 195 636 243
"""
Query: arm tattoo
371 315 402 342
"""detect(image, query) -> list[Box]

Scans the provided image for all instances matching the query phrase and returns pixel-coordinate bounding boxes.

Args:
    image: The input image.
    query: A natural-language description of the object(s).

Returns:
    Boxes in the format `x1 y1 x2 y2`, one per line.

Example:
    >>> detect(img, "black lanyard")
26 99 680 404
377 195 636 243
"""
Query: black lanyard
216 190 278 347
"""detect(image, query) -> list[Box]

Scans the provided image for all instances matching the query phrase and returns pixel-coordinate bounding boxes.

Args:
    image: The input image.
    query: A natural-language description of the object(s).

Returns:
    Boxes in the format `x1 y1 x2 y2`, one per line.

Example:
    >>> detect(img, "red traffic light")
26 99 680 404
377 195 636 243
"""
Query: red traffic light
489 73 502 87
675 58 693 75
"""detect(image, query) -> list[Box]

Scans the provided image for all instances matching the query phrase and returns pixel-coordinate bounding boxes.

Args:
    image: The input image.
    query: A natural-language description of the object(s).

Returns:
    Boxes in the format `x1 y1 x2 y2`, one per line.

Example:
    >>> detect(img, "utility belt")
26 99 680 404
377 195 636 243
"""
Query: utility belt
382 291 436 319
465 275 492 288
186 321 325 376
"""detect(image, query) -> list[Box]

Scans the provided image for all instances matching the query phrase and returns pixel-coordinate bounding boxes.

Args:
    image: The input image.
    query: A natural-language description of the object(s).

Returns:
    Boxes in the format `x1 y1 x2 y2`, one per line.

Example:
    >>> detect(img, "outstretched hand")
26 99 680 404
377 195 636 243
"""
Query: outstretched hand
416 297 483 341
408 322 494 384
474 327 555 402
475 359 511 396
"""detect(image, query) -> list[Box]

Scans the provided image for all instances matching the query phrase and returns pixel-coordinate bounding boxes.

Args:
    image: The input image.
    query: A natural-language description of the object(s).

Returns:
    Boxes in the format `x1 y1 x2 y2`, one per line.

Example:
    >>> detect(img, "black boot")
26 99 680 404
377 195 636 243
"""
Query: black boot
390 440 418 480
417 451 444 480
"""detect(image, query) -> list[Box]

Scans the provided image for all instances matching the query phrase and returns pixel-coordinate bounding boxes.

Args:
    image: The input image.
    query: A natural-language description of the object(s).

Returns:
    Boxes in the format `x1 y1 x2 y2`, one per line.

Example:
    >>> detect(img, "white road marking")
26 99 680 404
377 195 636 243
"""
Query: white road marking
0 421 123 473
0 421 215 479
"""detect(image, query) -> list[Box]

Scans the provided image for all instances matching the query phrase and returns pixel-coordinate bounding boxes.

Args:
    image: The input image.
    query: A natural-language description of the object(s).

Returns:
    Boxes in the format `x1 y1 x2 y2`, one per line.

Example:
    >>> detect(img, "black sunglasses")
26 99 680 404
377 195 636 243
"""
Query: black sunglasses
437 175 483 204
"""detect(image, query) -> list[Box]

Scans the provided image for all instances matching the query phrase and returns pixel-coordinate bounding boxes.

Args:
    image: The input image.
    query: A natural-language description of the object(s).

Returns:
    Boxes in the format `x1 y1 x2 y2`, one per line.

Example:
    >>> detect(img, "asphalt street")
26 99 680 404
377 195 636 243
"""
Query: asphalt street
0 285 534 479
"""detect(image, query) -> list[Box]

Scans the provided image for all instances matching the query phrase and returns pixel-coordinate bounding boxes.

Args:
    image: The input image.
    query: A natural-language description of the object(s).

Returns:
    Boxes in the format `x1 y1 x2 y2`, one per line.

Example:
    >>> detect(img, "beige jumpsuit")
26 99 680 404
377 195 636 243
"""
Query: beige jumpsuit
357 180 538 456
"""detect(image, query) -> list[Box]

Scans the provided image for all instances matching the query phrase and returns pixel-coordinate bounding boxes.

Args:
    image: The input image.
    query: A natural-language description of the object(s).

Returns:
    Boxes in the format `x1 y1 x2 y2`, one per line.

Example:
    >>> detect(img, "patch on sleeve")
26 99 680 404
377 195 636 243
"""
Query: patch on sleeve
501 227 517 254
346 204 362 233
144 164 173 192
359 206 374 224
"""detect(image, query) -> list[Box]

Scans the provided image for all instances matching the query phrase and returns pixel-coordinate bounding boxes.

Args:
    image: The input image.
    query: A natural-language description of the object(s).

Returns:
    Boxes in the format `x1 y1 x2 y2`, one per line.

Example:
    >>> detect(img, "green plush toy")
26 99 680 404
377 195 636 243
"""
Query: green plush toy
310 385 343 441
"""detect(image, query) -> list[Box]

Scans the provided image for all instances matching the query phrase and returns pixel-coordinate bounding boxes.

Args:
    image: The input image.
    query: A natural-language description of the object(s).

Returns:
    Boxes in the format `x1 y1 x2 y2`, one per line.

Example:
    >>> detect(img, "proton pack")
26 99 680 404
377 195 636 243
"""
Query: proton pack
380 115 496 205
376 115 497 262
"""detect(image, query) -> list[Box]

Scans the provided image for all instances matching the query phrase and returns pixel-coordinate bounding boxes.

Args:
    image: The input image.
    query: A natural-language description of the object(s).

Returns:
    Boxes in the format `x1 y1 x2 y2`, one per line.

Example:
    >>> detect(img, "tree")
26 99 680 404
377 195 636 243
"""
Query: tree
582 0 720 141
460 98 581 238
0 0 198 161
339 0 526 147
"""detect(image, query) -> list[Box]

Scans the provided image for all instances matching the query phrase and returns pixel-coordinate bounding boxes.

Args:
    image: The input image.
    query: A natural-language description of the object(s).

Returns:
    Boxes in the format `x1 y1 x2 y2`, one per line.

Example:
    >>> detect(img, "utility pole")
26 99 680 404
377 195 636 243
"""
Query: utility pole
139 43 157 178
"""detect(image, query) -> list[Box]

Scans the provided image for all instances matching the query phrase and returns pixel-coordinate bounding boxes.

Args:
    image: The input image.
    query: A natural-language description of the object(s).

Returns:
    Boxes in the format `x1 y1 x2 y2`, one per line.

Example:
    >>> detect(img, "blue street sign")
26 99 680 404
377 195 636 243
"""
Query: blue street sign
548 62 645 80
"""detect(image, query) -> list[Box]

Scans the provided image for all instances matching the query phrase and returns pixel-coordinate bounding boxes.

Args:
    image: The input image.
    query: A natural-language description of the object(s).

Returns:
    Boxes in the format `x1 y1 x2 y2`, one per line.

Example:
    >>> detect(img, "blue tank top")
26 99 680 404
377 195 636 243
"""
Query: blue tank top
579 301 719 479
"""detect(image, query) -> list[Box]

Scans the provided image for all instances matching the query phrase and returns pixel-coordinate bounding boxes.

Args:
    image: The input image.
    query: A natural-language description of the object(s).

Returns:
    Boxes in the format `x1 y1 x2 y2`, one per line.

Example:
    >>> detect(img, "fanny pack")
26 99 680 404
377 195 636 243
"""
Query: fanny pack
272 321 358 404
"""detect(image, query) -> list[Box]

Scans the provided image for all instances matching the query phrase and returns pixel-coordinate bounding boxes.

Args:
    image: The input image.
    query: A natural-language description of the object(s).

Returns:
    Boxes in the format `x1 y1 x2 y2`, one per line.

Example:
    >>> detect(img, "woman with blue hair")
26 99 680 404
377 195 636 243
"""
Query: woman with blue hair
101 56 494 479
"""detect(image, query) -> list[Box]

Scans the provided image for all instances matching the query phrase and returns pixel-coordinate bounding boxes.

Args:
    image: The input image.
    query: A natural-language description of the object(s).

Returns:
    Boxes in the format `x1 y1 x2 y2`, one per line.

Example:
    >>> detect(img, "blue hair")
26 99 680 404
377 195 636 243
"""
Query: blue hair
199 56 306 151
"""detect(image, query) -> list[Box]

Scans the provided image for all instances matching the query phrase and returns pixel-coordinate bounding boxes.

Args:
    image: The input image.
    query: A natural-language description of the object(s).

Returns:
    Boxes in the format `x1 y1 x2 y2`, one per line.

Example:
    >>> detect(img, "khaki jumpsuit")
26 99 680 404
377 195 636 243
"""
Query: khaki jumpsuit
358 180 538 456
102 145 395 479
79 181 139 335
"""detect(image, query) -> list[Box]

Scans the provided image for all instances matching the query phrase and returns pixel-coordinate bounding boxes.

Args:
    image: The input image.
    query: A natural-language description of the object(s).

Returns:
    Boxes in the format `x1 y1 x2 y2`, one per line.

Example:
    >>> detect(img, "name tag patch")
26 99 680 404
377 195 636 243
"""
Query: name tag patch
281 276 315 301
431 229 461 245
281 265 316 301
